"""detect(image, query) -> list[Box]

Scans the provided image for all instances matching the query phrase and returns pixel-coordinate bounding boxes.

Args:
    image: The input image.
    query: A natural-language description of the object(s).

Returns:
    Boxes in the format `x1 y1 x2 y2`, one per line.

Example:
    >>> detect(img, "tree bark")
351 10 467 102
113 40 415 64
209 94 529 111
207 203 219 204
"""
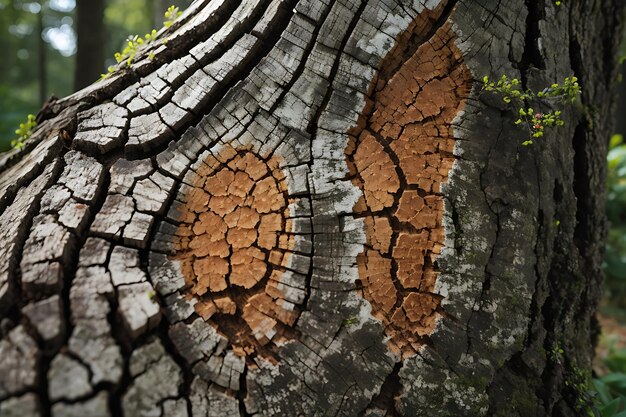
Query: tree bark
74 0 105 90
0 0 623 416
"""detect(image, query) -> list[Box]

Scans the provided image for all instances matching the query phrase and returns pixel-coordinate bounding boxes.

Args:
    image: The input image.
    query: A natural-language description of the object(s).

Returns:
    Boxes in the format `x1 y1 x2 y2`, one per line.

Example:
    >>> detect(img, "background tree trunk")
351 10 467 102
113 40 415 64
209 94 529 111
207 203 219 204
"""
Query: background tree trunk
151 0 169 28
74 0 105 90
36 2 47 105
616 63 626 136
0 0 623 416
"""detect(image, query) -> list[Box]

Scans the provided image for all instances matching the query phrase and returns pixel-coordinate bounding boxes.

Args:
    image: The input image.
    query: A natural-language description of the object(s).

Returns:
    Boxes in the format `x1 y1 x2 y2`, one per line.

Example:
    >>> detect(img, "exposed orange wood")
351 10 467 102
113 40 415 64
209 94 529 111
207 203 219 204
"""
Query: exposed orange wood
172 150 298 357
349 20 471 358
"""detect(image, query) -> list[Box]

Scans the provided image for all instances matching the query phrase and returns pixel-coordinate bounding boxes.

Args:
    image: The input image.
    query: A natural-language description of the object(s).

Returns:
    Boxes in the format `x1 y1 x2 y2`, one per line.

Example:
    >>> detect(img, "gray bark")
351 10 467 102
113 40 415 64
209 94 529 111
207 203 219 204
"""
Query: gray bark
0 0 623 416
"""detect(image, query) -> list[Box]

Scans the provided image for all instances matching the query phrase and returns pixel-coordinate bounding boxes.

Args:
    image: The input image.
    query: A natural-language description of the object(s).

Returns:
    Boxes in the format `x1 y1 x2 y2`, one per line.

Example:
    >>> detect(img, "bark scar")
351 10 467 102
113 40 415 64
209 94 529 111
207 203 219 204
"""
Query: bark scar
347 15 472 359
172 146 300 359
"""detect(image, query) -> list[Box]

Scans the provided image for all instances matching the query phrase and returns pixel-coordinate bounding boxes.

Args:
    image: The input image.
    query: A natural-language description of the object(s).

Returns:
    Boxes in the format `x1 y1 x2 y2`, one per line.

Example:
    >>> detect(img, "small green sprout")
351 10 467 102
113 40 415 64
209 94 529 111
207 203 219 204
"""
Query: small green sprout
144 29 158 42
100 31 157 79
548 342 565 364
482 74 580 145
119 35 145 65
11 114 37 149
100 5 182 80
148 290 156 300
343 316 358 326
164 5 182 28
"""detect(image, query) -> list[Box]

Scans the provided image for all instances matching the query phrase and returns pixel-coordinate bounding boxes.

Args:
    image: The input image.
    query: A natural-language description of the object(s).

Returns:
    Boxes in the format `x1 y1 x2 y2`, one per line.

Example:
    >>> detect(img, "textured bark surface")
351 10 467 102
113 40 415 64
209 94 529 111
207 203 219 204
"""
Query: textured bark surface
0 0 623 416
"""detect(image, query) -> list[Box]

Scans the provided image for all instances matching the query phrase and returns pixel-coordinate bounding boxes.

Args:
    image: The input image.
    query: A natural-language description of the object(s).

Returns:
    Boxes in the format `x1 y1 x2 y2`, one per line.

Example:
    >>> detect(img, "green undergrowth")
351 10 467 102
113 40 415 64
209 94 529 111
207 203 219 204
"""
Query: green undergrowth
593 344 626 416
549 341 626 417
599 137 626 416
606 134 626 309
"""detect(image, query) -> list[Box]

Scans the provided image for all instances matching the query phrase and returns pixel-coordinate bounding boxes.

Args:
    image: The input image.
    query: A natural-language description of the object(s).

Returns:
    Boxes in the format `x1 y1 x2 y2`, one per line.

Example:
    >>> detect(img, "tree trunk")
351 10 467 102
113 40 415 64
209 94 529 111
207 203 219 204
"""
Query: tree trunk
151 0 171 28
74 0 106 90
0 0 623 416
616 63 626 136
37 3 47 106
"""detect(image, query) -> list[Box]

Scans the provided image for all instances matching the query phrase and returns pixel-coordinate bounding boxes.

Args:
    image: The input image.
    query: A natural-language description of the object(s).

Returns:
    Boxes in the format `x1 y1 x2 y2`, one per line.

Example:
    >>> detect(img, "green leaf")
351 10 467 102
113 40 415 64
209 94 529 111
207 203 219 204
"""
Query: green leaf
601 398 621 416
610 134 624 149
593 379 613 404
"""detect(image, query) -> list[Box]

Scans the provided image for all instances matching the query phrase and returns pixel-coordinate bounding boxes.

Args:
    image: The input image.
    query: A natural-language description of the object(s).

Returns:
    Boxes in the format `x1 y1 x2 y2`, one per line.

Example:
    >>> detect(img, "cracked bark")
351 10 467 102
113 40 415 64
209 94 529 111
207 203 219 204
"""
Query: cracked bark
0 0 623 416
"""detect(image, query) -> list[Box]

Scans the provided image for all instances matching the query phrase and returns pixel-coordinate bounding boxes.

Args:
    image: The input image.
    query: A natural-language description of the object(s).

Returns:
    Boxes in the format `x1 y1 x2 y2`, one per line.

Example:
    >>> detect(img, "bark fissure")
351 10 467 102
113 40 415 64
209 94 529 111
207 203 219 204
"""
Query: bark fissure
572 122 590 256
359 362 403 416
123 0 299 158
520 0 546 82
267 0 338 114
300 0 367 319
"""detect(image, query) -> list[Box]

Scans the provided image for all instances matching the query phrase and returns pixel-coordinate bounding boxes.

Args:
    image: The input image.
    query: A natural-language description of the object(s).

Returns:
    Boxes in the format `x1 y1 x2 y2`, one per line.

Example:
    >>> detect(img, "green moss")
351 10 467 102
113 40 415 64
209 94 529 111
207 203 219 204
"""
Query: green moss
565 366 596 416
489 374 543 417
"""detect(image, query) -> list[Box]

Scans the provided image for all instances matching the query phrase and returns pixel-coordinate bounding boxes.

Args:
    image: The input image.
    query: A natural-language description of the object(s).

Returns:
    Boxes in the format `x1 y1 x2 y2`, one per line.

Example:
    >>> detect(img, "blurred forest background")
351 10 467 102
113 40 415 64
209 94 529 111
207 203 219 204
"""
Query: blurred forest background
0 1 625 413
0 0 187 149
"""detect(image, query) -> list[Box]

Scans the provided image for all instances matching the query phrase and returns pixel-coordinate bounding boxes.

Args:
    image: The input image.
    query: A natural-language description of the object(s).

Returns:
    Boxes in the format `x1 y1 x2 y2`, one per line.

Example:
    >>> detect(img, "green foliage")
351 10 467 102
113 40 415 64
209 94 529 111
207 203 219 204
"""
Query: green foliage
11 114 36 149
482 74 581 145
114 32 151 66
0 88 39 152
546 342 596 416
537 76 582 103
101 31 154 79
548 342 565 364
0 1 76 151
516 107 564 145
565 366 597 417
101 5 182 80
605 134 626 309
593 345 626 416
343 316 358 326
164 5 183 28
104 0 154 68
546 340 626 417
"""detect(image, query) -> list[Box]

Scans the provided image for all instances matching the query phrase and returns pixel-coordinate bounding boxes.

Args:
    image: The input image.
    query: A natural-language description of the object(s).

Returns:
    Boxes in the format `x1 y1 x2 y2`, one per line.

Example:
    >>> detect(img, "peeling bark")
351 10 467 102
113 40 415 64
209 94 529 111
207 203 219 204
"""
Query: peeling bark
0 0 623 416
